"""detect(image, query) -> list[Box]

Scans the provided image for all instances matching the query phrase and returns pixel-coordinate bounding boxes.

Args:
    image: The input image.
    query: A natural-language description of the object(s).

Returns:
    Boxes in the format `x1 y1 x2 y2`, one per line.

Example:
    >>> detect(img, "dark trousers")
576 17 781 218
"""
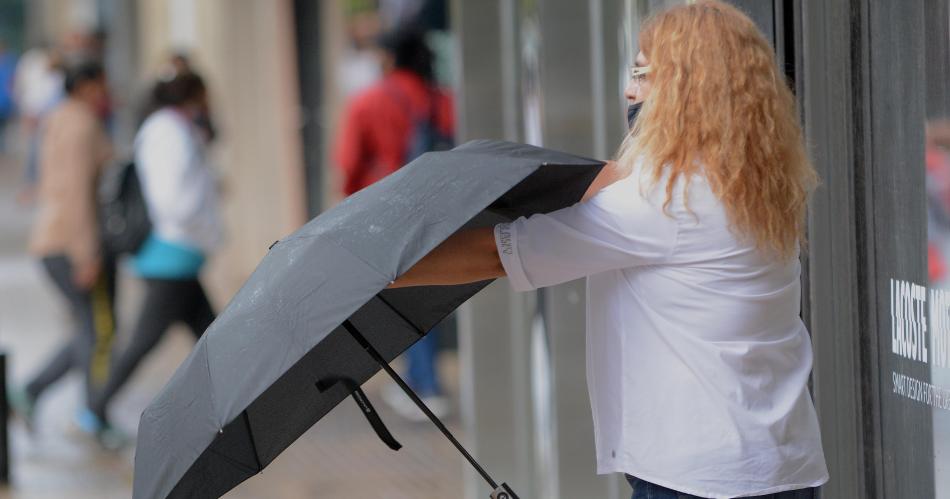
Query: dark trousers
89 278 214 420
627 475 817 499
26 255 116 404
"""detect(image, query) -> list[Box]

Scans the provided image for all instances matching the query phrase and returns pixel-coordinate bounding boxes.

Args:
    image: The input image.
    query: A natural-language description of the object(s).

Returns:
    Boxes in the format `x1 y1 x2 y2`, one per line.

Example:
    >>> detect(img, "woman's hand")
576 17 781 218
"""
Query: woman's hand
73 257 102 290
389 227 504 288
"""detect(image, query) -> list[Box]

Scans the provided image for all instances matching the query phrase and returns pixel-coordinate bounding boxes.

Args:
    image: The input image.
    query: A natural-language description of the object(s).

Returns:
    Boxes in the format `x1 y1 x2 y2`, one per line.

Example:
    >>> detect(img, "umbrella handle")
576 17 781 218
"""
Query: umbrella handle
490 483 520 499
316 378 403 451
350 388 403 451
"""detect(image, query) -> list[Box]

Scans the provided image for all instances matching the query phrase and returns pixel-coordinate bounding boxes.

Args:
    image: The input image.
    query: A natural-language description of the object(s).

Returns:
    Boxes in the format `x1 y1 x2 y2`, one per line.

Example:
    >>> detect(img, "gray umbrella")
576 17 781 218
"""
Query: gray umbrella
132 139 604 499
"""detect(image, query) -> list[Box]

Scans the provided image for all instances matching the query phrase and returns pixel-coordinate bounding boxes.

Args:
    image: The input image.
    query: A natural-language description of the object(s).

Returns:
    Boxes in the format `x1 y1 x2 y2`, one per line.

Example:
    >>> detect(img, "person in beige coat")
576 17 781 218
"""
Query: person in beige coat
12 60 117 441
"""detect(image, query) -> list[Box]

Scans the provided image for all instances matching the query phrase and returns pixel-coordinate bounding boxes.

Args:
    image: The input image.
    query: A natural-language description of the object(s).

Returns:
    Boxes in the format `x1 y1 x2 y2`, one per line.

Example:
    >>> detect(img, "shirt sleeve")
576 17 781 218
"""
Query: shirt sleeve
493 183 679 292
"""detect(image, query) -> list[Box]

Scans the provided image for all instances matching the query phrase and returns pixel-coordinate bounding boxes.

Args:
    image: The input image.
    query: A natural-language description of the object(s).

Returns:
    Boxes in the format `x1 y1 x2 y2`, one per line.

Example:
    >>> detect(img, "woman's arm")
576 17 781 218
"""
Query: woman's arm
581 160 624 202
390 227 504 288
391 160 624 289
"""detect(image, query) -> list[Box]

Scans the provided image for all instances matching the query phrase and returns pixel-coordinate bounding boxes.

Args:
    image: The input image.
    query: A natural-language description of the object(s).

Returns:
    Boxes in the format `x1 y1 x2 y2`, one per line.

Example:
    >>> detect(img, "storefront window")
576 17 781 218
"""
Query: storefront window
926 8 950 494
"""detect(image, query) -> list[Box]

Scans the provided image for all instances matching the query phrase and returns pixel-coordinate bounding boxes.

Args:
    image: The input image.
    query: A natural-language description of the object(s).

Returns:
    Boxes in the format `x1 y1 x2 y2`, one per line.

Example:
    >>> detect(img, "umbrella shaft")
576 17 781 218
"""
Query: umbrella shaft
342 321 500 490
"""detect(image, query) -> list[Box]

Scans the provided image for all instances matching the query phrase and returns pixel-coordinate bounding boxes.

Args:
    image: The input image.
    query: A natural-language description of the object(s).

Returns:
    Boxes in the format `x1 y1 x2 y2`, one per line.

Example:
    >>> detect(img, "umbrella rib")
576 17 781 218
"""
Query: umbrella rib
242 411 264 473
208 447 258 476
341 320 500 490
375 293 426 337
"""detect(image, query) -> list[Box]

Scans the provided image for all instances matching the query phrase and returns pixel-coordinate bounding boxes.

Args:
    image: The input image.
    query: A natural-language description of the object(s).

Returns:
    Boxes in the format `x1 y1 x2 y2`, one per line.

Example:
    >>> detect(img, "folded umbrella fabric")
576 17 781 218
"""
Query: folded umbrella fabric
133 139 604 499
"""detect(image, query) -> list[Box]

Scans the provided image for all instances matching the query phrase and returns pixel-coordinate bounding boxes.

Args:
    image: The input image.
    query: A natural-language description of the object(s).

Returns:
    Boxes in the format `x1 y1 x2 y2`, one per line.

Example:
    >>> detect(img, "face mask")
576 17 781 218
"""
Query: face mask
627 101 643 130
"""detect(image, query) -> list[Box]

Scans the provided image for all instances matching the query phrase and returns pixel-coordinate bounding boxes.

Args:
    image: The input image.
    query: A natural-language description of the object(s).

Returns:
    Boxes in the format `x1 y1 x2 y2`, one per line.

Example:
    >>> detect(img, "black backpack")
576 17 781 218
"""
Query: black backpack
99 161 151 255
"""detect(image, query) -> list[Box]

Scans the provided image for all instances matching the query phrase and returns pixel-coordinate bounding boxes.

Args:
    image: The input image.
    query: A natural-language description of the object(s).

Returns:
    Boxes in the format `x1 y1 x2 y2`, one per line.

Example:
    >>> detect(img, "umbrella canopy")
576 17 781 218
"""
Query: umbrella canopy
133 139 604 499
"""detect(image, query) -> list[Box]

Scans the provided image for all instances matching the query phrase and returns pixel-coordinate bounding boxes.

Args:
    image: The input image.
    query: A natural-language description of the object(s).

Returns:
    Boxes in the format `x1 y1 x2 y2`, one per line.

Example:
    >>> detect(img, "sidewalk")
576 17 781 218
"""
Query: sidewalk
0 153 464 498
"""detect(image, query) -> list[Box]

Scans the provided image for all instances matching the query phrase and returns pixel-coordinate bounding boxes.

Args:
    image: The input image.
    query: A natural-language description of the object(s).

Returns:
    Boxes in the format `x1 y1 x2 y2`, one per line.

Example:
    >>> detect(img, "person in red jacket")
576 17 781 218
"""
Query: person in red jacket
333 28 454 196
334 28 455 420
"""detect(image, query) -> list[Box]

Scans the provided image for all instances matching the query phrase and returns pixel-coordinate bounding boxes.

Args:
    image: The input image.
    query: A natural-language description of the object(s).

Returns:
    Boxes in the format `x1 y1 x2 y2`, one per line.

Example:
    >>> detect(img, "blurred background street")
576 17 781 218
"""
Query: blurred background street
0 1 476 497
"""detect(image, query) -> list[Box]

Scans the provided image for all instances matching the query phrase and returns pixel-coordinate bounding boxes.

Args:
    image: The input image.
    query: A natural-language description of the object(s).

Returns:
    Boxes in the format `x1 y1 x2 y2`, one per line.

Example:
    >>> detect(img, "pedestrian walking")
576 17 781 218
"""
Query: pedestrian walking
83 69 222 446
12 45 64 204
11 60 117 438
334 28 453 195
334 27 454 420
391 2 829 498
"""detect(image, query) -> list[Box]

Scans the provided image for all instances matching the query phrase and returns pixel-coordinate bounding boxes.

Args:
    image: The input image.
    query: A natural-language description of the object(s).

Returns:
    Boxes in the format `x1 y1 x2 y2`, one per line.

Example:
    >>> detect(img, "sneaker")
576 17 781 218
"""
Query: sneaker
74 408 103 434
73 409 130 451
8 388 37 434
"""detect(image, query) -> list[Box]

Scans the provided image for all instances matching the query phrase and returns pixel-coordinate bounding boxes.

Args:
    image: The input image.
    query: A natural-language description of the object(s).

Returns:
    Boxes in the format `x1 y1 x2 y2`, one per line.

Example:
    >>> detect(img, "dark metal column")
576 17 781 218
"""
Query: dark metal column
925 0 950 119
293 0 323 218
798 1 867 496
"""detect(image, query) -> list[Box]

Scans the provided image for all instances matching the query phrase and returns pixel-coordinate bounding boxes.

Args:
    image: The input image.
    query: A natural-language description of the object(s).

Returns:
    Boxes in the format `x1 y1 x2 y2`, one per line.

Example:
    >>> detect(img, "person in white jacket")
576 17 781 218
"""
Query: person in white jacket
391 2 828 498
82 69 222 448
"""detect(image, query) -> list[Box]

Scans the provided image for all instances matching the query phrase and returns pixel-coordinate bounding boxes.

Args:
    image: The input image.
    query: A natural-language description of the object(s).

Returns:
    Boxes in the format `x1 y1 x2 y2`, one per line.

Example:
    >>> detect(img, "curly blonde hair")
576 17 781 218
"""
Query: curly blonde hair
617 0 817 260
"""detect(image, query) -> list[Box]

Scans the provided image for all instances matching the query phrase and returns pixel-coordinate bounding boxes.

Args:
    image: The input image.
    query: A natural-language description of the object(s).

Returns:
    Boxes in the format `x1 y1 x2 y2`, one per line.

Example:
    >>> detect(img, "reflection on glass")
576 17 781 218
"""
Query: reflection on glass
924 11 950 496
516 2 555 498
929 119 950 498
520 0 543 146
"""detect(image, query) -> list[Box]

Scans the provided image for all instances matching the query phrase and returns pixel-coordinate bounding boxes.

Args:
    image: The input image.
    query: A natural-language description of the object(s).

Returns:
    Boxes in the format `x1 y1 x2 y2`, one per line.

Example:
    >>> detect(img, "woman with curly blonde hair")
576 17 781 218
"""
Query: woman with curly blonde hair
392 1 828 497
622 1 817 261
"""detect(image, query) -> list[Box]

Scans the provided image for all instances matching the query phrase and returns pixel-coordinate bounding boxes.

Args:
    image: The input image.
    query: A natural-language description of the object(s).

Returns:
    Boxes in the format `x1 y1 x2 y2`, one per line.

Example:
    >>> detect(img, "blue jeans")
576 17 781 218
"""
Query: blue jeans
404 325 441 397
626 476 817 499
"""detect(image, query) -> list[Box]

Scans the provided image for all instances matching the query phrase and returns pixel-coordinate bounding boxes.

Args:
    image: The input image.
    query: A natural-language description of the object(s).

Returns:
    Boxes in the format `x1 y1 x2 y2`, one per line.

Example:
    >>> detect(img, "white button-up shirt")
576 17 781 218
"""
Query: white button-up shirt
493 161 829 498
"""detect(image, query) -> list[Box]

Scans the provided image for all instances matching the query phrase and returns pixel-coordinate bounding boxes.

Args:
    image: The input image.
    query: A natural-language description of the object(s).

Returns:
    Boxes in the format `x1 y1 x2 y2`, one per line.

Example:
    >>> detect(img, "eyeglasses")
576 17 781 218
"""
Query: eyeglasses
629 65 651 88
